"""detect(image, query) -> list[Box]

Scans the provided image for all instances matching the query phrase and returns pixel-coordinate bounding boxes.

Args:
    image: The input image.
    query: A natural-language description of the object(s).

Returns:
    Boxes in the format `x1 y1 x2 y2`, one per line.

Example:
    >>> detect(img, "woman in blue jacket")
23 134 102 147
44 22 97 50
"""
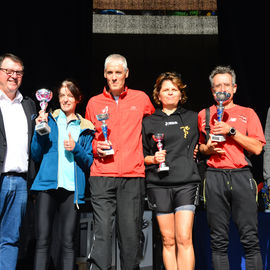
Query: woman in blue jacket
31 80 95 270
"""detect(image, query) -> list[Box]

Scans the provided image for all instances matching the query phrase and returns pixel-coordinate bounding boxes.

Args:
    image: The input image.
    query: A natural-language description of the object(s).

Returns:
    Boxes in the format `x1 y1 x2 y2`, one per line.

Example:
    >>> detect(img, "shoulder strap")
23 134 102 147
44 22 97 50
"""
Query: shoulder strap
205 108 210 141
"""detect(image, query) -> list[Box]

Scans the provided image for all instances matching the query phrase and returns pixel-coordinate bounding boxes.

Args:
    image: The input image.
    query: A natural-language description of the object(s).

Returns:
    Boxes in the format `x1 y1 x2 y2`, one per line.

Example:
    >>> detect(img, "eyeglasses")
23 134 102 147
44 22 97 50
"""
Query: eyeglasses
0 68 24 78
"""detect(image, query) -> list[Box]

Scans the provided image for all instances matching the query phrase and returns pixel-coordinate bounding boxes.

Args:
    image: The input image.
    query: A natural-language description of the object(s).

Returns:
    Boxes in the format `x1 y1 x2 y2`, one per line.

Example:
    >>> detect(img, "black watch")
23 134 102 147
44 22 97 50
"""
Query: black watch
228 127 236 136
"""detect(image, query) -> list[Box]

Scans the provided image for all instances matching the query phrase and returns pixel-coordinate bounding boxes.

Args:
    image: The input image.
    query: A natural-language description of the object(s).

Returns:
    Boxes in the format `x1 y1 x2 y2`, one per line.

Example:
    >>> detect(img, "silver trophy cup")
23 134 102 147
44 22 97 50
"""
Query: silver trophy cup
153 133 169 172
35 88 53 136
96 113 114 155
210 91 231 142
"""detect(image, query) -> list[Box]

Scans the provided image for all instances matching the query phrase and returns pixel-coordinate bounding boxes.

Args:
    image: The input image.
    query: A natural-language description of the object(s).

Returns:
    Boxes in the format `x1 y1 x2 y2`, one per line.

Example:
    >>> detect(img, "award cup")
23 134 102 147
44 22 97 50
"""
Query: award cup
153 133 169 172
210 91 231 142
35 88 53 136
96 113 114 155
261 183 270 213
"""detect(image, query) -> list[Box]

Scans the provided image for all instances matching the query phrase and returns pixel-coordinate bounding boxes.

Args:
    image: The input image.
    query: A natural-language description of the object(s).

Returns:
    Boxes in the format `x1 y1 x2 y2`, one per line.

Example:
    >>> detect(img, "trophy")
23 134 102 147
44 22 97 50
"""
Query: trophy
96 113 114 155
35 88 53 136
153 133 169 172
210 91 231 142
261 183 270 213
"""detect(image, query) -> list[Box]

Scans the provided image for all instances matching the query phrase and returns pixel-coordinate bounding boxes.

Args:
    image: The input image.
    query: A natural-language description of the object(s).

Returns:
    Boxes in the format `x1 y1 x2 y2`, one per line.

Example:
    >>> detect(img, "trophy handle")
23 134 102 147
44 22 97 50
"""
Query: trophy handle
101 121 108 142
153 134 169 172
217 104 224 122
39 100 49 112
157 140 163 151
96 114 114 155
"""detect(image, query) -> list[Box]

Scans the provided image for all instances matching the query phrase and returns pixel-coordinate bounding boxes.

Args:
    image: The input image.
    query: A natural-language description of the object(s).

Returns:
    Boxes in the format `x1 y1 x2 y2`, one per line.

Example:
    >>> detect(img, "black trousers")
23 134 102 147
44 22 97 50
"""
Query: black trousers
205 167 263 270
88 176 145 270
33 189 79 270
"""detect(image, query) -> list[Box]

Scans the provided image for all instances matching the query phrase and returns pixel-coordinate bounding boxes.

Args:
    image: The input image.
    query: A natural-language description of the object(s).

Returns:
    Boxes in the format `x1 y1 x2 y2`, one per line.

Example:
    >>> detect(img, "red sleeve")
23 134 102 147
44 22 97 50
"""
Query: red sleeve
198 109 206 144
143 93 155 117
247 108 266 145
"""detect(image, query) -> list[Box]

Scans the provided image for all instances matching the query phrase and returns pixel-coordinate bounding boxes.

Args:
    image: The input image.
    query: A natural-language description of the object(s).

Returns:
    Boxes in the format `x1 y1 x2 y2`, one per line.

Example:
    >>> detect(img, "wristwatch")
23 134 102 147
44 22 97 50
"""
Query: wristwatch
228 127 236 136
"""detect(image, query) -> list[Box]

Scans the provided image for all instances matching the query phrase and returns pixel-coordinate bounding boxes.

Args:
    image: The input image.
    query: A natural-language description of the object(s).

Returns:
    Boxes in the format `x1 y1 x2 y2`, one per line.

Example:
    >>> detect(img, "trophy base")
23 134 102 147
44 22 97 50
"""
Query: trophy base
265 209 270 213
104 149 114 156
157 166 170 173
35 122 51 136
210 134 226 142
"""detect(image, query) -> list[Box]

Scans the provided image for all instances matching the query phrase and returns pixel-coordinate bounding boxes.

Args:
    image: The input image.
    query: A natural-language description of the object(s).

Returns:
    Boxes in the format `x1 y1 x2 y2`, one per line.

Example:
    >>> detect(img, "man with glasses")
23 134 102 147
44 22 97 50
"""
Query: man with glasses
0 53 36 270
85 54 155 270
198 65 265 269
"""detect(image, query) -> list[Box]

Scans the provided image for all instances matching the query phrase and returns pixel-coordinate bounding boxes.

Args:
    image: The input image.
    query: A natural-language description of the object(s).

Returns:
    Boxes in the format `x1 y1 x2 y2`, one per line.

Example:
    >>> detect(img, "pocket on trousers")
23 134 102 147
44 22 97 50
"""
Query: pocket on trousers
250 178 259 203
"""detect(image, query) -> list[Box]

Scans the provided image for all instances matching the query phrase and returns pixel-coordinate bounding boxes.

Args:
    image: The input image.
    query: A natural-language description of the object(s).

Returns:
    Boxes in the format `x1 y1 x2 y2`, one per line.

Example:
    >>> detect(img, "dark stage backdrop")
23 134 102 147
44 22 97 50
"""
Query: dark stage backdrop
1 0 93 115
1 1 267 124
217 0 267 184
1 1 267 120
217 0 267 125
90 33 219 113
1 1 219 115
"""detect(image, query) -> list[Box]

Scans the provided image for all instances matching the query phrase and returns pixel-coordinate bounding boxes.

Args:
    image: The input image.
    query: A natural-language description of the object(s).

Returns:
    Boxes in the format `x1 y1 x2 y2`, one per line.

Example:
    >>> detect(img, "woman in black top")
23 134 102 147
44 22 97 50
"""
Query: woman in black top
142 72 200 270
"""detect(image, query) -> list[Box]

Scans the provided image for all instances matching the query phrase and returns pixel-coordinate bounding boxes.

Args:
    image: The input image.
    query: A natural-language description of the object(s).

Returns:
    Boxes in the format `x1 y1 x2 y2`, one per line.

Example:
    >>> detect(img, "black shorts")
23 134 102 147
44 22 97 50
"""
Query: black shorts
147 183 199 214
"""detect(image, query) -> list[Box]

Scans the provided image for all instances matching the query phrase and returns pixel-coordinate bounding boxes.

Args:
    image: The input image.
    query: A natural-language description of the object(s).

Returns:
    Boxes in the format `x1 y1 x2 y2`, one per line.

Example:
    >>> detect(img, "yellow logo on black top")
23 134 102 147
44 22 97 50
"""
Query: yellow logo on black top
180 126 190 138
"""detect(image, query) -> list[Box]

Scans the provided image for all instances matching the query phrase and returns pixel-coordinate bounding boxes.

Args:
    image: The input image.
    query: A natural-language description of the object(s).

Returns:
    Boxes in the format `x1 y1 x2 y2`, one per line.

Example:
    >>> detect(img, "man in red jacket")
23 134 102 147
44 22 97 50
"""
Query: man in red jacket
85 54 155 270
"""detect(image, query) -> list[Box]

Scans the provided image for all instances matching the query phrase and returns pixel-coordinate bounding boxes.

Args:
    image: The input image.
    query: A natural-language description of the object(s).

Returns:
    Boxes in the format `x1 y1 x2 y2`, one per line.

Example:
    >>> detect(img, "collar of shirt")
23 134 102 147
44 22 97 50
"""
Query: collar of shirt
0 90 23 104
58 109 80 124
103 86 128 99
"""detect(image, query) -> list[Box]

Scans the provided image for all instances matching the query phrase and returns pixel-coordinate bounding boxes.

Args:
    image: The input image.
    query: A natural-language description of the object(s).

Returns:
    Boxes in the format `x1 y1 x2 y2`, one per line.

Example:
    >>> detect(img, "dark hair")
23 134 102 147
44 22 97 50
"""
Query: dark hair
153 71 187 106
0 53 24 69
58 79 82 103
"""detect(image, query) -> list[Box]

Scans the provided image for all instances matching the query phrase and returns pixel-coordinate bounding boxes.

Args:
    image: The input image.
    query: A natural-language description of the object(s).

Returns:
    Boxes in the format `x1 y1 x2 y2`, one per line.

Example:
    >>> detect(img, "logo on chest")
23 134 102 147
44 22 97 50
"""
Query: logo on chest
165 121 178 126
180 126 190 139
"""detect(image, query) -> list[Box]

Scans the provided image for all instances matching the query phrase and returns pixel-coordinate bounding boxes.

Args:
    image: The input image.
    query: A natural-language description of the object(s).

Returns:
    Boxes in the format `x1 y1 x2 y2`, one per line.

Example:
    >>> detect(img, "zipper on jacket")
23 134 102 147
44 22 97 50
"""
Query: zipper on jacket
51 111 90 208
115 98 122 176
75 161 79 209
51 114 60 189
68 120 81 209
75 136 80 209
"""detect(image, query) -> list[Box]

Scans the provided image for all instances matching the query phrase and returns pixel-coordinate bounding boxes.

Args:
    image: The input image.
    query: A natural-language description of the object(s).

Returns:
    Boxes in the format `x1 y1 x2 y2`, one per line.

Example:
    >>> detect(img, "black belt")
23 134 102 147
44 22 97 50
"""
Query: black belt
1 172 27 178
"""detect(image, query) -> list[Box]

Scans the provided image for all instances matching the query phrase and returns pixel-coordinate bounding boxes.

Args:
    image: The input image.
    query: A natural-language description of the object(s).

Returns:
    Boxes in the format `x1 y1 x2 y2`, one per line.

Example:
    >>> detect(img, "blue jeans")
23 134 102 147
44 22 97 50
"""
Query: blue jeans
0 175 27 270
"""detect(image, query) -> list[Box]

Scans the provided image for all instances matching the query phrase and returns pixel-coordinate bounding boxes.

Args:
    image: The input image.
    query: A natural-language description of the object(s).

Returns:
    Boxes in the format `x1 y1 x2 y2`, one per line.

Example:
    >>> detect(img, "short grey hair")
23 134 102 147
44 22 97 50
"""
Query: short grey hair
209 65 236 87
104 54 128 71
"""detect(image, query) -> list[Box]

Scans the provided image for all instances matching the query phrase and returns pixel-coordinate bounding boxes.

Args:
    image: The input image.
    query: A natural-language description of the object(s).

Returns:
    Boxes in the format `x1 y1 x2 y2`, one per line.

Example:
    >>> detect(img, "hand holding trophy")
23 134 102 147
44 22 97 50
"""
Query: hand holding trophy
35 88 53 136
96 113 114 155
153 133 169 172
210 91 231 142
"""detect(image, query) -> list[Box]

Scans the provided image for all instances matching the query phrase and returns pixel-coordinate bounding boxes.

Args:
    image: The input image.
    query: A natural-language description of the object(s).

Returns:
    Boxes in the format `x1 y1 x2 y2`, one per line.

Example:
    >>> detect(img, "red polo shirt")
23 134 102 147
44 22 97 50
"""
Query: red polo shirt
198 104 265 169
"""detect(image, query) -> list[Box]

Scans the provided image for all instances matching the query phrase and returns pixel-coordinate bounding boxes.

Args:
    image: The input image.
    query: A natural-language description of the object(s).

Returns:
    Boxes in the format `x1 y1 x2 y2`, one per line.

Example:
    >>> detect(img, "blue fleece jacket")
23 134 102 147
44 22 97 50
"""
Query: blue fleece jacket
30 109 95 205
